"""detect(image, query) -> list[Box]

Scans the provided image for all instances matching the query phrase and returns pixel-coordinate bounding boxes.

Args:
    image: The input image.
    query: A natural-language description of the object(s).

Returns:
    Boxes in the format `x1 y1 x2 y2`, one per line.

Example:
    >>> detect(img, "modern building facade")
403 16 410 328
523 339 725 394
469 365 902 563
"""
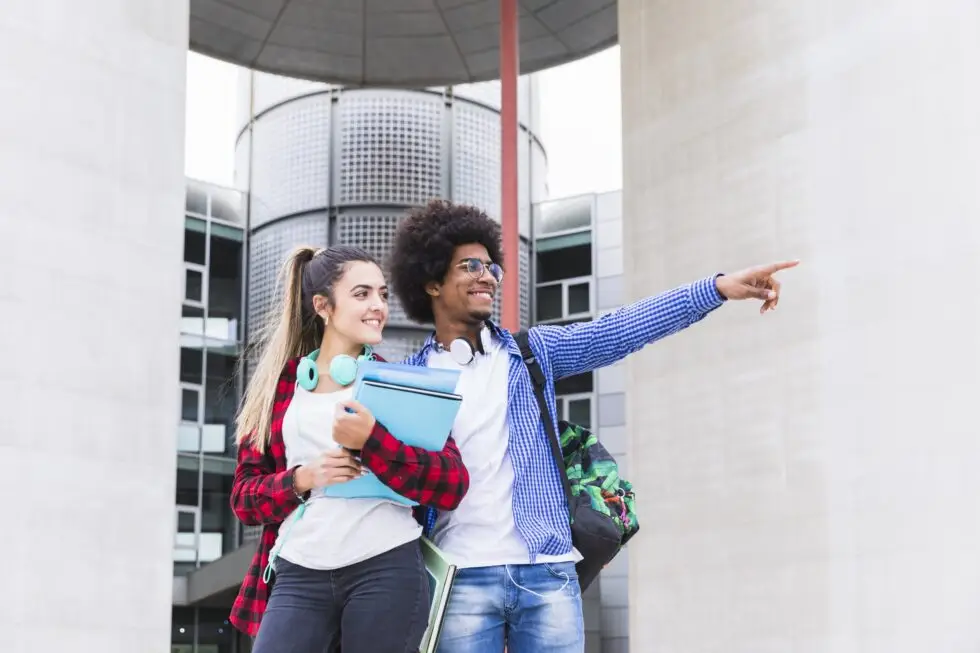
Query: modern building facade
173 178 249 653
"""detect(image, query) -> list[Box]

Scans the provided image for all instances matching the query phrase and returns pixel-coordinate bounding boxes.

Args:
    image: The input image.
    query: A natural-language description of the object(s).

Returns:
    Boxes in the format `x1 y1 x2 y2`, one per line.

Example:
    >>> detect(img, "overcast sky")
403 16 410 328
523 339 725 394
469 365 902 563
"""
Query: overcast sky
184 46 622 200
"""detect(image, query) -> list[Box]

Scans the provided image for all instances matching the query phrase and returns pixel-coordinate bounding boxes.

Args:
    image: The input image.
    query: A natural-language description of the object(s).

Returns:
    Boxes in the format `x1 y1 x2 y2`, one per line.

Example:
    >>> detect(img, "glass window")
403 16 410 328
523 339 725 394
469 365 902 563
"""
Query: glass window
207 232 244 336
567 398 592 429
174 456 201 575
186 185 209 215
184 223 206 265
185 268 204 304
177 510 196 534
181 388 200 423
536 244 591 283
535 231 592 252
567 282 590 315
535 194 593 234
536 285 562 322
181 305 206 336
201 469 237 561
180 347 203 385
211 222 244 243
210 186 245 224
556 372 593 395
178 423 201 453
204 351 239 456
176 455 201 506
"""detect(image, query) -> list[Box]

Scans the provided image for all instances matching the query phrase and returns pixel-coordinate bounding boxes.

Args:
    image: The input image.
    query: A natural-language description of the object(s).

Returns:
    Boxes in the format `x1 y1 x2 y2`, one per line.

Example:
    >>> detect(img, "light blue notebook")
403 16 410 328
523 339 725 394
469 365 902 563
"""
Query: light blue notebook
356 360 461 396
323 361 462 506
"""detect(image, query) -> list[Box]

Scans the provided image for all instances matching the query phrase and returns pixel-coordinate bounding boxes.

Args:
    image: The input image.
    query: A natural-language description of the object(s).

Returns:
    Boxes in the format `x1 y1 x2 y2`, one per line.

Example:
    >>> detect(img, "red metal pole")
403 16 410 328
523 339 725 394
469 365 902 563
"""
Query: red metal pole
500 0 519 333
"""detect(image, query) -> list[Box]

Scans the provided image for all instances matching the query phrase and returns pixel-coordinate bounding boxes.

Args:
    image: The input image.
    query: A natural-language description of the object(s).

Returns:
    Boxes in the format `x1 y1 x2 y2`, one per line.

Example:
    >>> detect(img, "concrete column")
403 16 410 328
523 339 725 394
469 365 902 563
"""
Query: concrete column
0 1 188 650
620 1 980 651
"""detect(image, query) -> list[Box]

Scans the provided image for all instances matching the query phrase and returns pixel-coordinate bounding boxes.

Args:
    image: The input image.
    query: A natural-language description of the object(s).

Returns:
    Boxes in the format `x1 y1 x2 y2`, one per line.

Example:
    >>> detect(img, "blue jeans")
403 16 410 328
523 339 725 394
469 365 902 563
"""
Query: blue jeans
435 562 584 653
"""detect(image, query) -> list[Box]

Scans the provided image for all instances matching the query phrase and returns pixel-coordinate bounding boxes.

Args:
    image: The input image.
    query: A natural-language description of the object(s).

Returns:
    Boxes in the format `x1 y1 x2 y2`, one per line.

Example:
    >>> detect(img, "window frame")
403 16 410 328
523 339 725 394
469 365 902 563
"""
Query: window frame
174 504 202 567
556 392 595 430
183 262 208 308
535 275 594 324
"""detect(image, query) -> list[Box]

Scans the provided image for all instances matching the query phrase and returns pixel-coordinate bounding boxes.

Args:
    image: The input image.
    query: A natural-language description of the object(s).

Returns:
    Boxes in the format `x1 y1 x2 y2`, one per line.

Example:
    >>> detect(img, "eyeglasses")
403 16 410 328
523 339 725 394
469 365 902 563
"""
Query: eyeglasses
458 258 504 283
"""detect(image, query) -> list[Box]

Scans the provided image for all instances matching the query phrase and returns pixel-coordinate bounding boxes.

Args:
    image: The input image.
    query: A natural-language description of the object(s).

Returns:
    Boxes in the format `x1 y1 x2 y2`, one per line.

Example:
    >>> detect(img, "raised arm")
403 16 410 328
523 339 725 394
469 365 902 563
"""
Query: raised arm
534 260 799 380
359 423 469 510
229 438 304 527
534 276 725 380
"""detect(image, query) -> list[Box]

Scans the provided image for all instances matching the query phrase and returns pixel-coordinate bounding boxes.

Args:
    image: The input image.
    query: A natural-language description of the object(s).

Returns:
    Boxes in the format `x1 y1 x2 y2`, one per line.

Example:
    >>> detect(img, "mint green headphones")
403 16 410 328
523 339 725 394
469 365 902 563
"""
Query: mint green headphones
296 345 375 390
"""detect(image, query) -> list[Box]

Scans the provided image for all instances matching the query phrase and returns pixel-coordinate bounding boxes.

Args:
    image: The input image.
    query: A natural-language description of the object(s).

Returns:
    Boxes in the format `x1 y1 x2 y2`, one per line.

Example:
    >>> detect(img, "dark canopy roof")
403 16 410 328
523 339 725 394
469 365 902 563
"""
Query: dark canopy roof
189 0 617 87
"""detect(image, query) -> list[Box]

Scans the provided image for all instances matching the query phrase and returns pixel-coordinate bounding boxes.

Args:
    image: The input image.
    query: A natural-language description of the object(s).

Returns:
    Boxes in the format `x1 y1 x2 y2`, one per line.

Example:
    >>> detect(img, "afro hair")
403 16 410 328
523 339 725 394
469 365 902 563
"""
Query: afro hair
389 199 504 324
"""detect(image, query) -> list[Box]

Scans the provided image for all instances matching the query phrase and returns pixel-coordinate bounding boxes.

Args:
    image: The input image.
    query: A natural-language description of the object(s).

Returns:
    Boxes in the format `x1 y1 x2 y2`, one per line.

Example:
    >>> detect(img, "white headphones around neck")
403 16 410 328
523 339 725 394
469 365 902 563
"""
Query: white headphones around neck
436 324 492 366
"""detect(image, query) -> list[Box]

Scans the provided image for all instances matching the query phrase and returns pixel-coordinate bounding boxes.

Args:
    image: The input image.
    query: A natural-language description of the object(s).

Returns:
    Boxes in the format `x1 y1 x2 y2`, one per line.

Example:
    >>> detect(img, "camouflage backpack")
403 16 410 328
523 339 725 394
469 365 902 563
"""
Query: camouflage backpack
515 332 639 591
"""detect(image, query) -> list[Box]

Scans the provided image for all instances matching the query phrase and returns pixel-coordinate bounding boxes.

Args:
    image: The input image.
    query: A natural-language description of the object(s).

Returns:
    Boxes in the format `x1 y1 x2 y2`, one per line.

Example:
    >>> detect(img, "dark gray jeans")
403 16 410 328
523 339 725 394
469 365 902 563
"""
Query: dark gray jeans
252 540 430 653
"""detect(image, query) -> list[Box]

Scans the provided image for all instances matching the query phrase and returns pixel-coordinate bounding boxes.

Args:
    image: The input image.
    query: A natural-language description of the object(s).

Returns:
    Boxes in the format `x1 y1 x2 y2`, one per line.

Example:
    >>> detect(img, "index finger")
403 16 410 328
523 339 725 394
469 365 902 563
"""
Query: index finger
760 260 800 275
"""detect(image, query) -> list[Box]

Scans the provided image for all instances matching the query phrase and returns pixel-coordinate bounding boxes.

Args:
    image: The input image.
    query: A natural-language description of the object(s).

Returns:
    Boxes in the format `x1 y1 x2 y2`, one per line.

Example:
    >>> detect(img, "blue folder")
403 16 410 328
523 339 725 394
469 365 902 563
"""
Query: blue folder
323 361 463 506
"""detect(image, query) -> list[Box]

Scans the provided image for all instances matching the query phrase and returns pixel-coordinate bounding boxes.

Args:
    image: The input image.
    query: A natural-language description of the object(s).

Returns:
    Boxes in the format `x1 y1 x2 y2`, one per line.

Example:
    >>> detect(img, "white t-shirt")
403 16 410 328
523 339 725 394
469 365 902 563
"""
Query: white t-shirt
427 332 579 568
274 383 421 570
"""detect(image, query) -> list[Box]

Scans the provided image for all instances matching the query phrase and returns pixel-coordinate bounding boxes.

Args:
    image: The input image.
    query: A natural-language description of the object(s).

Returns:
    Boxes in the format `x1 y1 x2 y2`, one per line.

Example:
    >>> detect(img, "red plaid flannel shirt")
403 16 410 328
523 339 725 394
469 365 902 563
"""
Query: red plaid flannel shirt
228 355 469 636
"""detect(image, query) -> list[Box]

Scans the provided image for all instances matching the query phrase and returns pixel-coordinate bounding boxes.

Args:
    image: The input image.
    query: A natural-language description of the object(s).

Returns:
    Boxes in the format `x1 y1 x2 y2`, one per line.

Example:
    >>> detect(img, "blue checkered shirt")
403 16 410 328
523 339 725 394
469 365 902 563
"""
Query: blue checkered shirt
403 276 726 562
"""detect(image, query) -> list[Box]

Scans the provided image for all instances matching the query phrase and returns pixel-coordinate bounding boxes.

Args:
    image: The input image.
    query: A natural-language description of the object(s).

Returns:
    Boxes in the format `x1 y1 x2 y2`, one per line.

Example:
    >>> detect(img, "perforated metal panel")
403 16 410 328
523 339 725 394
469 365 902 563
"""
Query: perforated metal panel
249 94 331 227
519 238 532 329
337 92 444 206
334 212 412 326
519 134 531 237
487 236 532 330
453 102 501 220
239 87 546 340
374 332 430 363
247 214 329 340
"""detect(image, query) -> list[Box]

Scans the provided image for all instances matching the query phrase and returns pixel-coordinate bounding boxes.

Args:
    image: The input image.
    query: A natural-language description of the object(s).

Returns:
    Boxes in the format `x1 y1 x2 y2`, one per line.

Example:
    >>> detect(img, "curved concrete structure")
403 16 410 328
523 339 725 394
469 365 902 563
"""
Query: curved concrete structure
620 1 980 650
236 71 548 361
190 0 617 87
0 1 187 650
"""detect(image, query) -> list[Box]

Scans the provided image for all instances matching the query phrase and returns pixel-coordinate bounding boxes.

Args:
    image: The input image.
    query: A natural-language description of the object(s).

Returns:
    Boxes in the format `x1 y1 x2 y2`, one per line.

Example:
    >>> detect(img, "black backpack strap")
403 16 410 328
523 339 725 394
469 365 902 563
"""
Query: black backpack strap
514 331 574 511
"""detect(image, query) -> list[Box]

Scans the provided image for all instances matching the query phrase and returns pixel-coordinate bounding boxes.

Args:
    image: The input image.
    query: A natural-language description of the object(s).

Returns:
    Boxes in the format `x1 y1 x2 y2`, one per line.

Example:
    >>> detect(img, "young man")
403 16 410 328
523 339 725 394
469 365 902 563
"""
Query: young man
389 199 797 653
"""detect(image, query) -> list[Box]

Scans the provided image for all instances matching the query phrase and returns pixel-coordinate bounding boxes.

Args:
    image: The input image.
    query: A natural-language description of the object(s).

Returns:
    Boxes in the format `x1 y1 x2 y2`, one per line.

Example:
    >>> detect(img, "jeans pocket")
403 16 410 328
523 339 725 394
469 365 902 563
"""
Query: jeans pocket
272 557 298 578
542 561 578 581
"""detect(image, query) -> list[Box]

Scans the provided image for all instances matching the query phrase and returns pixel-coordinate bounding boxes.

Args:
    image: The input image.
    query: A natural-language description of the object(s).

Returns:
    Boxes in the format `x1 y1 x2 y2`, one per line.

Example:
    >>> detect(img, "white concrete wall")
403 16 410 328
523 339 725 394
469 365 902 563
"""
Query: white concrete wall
0 1 188 650
620 1 980 651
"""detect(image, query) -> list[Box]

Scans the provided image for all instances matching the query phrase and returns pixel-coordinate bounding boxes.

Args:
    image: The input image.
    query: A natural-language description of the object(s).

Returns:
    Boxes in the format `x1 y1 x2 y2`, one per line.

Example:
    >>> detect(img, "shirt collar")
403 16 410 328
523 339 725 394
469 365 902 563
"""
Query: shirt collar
420 320 509 355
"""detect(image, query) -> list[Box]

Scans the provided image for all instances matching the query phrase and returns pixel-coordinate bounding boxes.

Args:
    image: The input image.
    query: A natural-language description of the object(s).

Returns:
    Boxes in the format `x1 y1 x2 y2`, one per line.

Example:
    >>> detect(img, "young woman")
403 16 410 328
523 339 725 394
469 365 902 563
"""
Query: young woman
228 245 470 653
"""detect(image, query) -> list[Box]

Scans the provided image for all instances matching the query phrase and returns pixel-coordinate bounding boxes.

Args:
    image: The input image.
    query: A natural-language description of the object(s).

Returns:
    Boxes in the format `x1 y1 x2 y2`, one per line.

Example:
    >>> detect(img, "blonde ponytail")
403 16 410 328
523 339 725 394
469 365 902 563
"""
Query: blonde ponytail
235 245 322 452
